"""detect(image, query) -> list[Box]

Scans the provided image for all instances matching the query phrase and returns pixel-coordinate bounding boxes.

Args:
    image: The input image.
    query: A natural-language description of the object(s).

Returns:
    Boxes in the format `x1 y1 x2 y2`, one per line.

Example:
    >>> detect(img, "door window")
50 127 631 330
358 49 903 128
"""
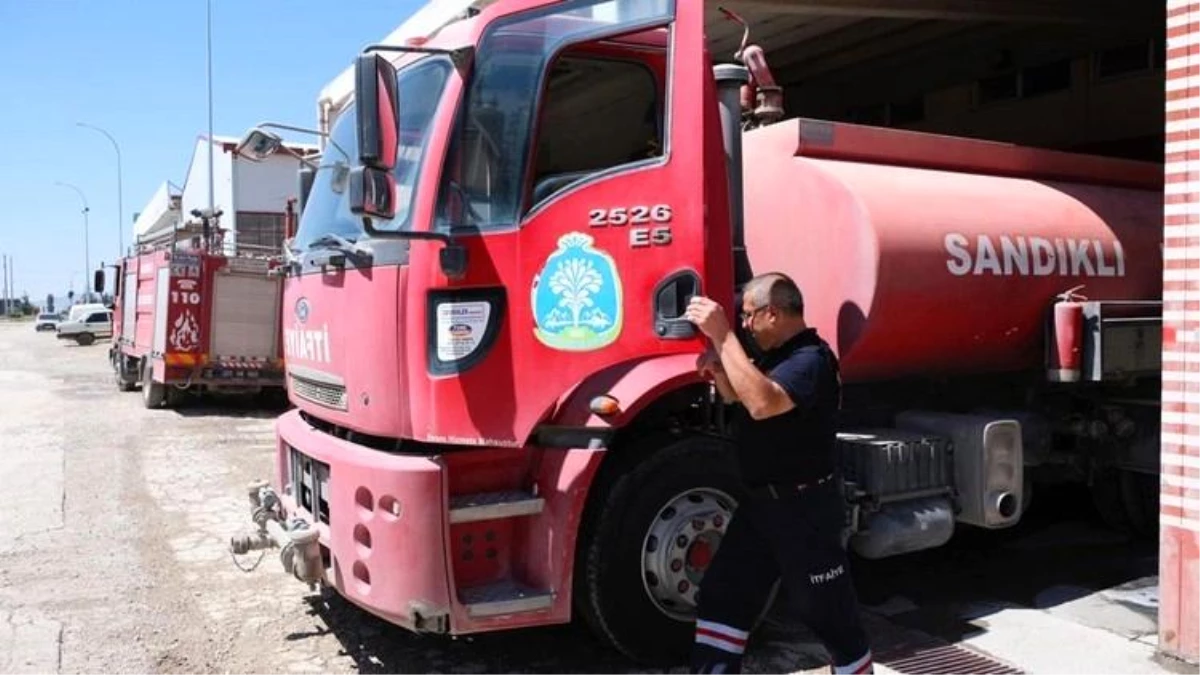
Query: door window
435 0 673 233
528 54 662 210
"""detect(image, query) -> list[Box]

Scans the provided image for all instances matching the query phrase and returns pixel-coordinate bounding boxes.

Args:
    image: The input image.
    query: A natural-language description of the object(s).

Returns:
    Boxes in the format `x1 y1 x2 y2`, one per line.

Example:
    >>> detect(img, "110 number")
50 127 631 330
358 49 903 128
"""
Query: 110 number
171 291 201 305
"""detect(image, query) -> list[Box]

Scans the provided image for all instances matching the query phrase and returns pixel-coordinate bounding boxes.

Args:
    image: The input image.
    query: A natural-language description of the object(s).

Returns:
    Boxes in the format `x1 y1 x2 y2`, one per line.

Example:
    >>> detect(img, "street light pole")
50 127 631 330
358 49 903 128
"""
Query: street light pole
206 0 215 214
55 182 90 303
76 122 124 258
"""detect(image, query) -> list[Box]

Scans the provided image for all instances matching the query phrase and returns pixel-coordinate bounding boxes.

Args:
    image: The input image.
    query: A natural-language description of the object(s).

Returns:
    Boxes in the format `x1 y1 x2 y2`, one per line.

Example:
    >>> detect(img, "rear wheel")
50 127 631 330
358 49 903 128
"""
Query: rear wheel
165 385 186 408
1091 467 1158 538
114 354 137 392
575 435 744 665
141 360 166 409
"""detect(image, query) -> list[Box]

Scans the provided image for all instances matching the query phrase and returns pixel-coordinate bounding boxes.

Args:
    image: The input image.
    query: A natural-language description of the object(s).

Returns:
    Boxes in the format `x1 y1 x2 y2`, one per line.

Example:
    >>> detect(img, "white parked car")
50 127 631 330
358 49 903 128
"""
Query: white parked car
56 308 113 346
34 313 59 331
65 303 108 323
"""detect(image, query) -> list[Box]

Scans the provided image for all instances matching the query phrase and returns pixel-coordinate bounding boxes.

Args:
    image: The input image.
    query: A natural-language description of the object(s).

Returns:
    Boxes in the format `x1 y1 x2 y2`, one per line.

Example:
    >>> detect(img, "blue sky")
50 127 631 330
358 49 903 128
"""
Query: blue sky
0 0 422 303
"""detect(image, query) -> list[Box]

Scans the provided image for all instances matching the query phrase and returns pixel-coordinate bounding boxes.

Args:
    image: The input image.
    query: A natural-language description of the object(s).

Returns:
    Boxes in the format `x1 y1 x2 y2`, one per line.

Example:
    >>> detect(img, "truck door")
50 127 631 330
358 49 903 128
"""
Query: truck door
415 0 725 445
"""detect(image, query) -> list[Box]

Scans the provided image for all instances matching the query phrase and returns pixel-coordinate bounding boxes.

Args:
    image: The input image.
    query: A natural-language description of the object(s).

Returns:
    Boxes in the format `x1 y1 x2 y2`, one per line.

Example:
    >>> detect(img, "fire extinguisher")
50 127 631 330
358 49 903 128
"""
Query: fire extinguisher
1050 285 1087 382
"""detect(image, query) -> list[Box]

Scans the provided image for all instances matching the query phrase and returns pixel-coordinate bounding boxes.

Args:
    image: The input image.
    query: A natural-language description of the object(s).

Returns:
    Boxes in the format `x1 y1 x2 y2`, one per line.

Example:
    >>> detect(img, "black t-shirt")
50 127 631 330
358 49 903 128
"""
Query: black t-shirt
731 328 841 487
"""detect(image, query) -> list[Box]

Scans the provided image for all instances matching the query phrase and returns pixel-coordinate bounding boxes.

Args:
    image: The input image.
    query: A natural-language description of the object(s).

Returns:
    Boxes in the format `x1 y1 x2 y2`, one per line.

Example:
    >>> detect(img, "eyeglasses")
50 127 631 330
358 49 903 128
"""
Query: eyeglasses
740 305 768 322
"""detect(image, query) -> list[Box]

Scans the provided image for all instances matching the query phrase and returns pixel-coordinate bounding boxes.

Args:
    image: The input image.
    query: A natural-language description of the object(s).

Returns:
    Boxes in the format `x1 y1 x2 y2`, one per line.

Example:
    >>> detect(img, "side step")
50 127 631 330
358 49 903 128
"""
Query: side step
460 579 554 617
449 490 544 524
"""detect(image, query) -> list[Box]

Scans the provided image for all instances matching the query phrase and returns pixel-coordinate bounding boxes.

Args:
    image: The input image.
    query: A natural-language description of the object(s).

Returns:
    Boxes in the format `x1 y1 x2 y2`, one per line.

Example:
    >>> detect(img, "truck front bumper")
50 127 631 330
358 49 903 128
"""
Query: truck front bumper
252 409 452 632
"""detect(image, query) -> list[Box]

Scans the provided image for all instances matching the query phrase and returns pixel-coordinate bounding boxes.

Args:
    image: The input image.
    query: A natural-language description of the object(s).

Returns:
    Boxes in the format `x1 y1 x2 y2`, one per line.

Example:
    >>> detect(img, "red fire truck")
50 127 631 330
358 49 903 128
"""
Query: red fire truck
98 216 287 409
230 0 1162 663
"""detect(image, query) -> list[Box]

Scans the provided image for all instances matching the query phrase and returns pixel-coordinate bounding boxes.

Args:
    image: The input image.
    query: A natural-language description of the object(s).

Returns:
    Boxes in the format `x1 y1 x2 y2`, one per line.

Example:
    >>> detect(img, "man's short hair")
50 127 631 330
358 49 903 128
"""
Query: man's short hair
745 272 804 317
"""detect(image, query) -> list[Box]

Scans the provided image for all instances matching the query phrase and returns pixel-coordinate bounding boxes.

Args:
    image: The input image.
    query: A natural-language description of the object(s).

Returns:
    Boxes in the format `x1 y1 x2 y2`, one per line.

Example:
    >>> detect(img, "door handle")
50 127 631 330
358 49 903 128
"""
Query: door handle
653 271 700 340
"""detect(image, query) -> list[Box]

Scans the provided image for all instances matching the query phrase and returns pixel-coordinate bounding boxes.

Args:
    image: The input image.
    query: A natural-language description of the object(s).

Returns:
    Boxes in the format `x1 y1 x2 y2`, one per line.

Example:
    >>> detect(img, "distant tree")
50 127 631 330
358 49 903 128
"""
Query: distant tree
45 293 55 313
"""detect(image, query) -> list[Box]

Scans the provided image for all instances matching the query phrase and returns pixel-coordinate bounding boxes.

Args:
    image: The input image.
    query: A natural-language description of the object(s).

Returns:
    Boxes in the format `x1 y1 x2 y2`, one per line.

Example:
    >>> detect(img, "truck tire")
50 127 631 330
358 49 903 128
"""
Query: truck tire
164 385 185 408
575 434 746 665
1119 469 1158 539
142 361 166 409
114 355 137 392
1091 467 1158 539
75 333 95 346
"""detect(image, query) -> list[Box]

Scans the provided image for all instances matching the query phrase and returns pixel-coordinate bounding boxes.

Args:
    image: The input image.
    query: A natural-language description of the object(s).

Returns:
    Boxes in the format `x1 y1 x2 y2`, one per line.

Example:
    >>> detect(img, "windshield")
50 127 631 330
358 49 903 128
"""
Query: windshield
293 56 452 252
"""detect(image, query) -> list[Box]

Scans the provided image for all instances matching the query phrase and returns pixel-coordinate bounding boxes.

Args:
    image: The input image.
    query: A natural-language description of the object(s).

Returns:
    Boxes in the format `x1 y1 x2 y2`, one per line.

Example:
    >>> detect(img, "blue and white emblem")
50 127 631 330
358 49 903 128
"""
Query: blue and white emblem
295 297 310 324
532 232 623 351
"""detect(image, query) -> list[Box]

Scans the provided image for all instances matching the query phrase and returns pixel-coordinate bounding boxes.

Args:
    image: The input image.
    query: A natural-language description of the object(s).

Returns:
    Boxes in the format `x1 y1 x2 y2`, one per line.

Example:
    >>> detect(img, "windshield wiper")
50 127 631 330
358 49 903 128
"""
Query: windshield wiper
307 233 373 268
310 233 371 257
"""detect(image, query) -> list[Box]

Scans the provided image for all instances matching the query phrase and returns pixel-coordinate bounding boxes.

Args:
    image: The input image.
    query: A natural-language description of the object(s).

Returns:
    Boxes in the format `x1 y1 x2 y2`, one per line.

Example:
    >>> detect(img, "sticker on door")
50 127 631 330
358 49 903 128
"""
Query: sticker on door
531 232 623 352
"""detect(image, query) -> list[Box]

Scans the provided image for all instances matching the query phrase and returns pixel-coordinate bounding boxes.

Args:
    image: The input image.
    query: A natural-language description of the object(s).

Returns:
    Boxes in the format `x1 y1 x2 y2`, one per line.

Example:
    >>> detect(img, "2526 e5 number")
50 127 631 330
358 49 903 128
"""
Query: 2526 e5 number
588 204 672 227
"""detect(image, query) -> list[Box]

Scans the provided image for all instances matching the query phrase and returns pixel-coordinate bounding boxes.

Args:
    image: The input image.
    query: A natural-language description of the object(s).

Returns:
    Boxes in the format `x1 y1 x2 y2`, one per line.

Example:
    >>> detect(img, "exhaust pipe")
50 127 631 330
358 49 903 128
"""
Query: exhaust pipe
714 64 752 288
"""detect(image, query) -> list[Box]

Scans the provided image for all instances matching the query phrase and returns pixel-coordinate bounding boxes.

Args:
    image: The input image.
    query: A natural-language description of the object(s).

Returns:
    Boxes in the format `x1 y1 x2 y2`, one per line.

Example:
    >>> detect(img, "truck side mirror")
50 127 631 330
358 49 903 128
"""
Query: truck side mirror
236 128 284 161
355 53 399 171
348 166 396 219
93 268 105 294
298 165 316 215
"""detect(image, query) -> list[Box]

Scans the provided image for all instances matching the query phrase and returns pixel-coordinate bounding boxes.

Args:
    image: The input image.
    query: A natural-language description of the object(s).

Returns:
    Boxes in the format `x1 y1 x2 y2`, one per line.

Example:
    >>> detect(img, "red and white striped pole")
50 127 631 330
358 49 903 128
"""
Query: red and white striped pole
1162 0 1200 663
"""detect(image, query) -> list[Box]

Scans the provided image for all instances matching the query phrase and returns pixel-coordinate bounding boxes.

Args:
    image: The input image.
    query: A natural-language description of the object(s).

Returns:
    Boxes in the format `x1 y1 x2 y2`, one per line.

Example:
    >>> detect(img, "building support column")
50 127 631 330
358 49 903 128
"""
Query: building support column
1162 0 1200 664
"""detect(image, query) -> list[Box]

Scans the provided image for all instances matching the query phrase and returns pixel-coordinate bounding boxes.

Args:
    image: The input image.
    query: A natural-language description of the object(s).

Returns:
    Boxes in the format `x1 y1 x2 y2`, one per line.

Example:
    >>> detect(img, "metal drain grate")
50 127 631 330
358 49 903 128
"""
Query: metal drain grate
877 639 1022 675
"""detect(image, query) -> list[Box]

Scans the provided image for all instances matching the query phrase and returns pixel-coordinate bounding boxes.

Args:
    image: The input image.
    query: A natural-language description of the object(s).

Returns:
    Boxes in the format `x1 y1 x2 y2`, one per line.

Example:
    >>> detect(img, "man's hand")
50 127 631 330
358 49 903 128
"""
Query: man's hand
686 296 732 343
696 350 724 379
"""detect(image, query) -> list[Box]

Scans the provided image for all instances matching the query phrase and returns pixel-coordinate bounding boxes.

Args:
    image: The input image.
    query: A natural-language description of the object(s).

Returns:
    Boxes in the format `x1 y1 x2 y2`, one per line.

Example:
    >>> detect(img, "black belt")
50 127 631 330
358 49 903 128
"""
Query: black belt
750 473 835 499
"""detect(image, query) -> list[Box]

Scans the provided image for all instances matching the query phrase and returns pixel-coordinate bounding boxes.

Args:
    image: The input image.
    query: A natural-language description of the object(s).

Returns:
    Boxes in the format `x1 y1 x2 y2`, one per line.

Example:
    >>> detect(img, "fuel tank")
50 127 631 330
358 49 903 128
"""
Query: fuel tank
740 119 1163 383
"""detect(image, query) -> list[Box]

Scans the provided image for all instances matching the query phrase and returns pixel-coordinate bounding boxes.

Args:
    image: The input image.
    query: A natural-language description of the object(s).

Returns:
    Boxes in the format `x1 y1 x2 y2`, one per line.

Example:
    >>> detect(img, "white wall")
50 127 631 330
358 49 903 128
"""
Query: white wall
232 153 304 214
132 182 181 240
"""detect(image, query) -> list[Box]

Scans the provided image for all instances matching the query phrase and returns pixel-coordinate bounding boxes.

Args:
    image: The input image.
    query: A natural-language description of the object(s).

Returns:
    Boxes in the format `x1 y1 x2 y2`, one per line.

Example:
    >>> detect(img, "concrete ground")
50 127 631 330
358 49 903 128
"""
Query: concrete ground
0 319 1193 674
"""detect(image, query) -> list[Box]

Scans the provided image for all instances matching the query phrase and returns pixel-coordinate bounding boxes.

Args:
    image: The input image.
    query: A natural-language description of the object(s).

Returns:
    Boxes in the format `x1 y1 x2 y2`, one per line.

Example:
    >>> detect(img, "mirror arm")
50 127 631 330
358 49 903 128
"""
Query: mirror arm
273 145 320 171
361 216 452 245
246 121 349 165
361 44 474 70
361 217 467 280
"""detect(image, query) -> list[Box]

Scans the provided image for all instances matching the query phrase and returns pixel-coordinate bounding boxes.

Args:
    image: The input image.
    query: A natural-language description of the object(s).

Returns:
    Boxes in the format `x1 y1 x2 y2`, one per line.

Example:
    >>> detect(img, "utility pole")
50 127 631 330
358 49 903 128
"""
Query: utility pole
206 0 215 216
56 182 90 303
77 122 124 259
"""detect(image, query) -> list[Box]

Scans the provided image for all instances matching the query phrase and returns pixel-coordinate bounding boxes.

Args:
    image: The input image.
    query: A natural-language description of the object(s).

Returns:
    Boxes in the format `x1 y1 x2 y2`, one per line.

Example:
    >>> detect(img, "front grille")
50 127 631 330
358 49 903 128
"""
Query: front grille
289 446 331 525
291 373 348 410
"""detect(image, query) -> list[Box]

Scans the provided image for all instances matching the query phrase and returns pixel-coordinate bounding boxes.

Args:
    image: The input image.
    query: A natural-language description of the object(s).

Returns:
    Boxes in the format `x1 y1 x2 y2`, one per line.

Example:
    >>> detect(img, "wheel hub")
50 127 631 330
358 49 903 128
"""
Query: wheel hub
641 487 735 621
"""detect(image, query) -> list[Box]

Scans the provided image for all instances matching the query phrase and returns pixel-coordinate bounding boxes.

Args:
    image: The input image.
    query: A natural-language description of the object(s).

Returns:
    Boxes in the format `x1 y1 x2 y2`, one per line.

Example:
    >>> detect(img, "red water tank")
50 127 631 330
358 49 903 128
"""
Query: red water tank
740 119 1163 383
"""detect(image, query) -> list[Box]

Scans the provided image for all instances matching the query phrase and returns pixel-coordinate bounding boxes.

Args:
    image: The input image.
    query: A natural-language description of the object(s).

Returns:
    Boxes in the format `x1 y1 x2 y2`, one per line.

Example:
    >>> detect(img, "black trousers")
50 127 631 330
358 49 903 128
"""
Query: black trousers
691 481 872 674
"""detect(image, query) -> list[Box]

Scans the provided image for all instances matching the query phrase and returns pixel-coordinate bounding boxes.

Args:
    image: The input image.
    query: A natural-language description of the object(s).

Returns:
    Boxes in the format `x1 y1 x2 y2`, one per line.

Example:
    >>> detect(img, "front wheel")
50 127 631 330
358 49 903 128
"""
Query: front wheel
75 333 95 346
575 435 744 665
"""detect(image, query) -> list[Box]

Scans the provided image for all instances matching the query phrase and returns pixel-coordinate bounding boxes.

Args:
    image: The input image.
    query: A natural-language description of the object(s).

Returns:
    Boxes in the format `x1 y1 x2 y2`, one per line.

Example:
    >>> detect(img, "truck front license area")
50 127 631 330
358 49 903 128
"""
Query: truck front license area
229 410 453 632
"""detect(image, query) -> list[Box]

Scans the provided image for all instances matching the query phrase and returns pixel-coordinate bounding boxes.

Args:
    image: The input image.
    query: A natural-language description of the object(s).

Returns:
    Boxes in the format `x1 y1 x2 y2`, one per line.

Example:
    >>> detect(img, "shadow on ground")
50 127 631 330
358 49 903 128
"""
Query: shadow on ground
295 591 687 674
168 393 291 420
273 481 1158 674
849 482 1157 646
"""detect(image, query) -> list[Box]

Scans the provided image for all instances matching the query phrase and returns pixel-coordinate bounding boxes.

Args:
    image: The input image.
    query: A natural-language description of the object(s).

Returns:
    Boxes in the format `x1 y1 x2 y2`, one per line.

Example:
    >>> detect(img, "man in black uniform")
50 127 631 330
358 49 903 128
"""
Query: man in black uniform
684 272 873 675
